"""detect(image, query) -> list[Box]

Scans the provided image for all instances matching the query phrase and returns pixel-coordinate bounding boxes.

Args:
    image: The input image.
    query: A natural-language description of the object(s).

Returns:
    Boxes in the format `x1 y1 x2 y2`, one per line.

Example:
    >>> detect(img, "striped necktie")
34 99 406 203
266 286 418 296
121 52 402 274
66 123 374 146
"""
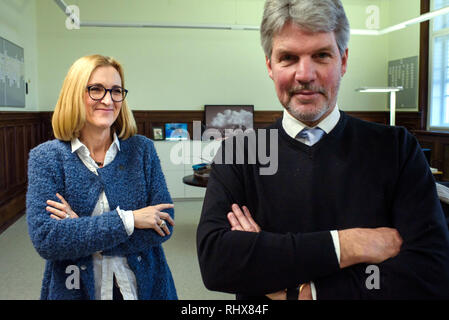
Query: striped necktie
296 127 325 146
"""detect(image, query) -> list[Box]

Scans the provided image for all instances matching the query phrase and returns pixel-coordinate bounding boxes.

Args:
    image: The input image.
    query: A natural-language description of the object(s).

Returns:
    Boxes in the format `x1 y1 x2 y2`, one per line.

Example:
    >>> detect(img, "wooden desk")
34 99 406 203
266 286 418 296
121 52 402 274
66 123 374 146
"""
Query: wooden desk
182 174 208 188
432 170 443 181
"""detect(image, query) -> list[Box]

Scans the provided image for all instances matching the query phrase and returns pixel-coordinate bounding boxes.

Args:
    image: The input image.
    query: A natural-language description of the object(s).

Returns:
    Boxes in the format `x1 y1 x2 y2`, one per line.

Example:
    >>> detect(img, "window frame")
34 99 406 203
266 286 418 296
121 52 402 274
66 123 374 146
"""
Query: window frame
428 0 449 130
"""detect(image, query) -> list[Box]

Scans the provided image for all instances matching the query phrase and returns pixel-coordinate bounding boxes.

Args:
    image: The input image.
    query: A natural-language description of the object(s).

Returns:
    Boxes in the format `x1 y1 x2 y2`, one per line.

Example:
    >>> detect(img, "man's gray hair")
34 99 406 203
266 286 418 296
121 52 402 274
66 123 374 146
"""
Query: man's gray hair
260 0 350 58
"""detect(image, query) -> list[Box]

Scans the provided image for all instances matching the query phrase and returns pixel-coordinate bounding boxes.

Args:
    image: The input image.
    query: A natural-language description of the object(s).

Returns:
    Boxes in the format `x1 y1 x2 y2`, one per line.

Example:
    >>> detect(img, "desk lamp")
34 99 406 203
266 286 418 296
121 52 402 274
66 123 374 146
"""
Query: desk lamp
355 86 403 126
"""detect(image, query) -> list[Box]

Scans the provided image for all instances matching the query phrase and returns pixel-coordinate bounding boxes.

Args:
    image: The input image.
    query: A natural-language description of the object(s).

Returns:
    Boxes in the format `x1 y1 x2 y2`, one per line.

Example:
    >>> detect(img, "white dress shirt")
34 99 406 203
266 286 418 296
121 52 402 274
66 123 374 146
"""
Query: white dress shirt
71 133 138 300
281 106 342 299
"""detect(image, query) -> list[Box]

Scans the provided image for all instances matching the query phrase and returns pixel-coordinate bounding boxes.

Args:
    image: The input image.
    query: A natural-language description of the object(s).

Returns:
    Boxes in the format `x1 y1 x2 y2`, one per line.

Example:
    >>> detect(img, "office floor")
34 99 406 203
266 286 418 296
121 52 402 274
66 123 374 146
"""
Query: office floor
0 199 233 300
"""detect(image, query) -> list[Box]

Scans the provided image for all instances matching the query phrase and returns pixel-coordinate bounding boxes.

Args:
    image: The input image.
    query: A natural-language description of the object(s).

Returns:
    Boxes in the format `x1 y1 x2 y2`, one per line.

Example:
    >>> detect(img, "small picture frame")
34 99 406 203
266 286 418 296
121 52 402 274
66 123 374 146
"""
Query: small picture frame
152 126 165 140
165 123 189 141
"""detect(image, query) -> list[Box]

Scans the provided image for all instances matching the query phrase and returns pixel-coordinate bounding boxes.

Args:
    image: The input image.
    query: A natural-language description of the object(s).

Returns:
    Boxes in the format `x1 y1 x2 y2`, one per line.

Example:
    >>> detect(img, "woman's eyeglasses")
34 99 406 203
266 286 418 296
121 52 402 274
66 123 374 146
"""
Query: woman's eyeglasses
86 85 128 102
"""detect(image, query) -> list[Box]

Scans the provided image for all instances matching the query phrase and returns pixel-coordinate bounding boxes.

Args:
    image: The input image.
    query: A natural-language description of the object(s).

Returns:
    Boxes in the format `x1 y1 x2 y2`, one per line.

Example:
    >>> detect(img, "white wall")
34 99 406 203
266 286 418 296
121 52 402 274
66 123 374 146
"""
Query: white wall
0 0 422 113
35 0 273 111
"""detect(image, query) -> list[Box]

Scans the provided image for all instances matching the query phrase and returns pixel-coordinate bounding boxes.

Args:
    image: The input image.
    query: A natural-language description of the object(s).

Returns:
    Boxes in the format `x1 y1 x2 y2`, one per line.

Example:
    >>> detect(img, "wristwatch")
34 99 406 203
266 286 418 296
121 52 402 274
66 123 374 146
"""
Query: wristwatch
286 286 300 300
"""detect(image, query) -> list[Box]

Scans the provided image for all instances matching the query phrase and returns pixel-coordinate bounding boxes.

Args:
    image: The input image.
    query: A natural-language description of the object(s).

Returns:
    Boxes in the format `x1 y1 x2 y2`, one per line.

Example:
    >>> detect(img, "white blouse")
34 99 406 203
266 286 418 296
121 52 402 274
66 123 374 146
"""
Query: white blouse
71 133 138 300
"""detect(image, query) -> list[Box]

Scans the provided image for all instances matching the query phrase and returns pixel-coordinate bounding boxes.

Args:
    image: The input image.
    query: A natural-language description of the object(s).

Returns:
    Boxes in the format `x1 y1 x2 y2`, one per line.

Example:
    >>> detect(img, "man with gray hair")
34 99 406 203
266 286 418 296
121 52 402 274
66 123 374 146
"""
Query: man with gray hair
197 0 449 299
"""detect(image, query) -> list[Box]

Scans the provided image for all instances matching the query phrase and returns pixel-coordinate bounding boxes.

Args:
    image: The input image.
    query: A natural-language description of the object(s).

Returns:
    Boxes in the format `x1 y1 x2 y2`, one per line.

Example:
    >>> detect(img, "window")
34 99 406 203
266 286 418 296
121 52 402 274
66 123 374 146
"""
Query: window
434 0 449 31
429 0 449 128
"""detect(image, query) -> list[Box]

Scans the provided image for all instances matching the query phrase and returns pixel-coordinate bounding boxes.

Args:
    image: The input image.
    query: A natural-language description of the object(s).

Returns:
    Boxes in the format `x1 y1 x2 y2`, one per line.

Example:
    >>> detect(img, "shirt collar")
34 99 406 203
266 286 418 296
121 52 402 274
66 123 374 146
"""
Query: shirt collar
282 105 340 139
71 132 121 153
112 132 121 151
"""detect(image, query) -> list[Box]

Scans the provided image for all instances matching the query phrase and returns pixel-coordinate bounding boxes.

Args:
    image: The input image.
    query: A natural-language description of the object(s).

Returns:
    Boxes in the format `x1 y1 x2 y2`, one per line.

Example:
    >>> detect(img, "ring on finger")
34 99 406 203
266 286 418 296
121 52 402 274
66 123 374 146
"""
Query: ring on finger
159 220 166 228
64 212 70 219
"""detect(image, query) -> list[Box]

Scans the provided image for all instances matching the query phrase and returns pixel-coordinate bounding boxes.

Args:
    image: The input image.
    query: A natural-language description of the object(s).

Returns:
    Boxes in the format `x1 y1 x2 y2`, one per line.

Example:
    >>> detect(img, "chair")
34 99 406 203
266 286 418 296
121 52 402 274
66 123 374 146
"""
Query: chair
422 148 431 166
436 182 449 230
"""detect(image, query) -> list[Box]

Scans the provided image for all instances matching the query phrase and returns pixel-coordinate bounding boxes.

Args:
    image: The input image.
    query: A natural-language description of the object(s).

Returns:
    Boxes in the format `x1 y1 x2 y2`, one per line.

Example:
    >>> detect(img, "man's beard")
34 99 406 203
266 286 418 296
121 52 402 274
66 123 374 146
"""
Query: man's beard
284 81 339 123
285 100 330 123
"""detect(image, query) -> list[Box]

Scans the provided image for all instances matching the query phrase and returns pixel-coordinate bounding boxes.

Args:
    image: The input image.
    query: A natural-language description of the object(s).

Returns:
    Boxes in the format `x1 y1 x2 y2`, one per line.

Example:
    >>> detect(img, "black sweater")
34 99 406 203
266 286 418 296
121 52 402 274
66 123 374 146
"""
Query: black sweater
196 111 449 299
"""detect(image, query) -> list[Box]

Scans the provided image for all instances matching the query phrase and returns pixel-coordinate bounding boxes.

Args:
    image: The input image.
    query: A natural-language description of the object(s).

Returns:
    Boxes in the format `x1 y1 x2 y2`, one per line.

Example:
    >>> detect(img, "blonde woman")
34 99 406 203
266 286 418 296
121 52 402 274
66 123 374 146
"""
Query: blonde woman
26 54 177 300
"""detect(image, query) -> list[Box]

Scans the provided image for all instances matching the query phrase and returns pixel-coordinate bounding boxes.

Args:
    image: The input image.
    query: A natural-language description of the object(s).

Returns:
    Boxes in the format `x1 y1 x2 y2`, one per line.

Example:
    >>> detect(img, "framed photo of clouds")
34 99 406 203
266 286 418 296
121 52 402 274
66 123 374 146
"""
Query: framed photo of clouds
204 105 254 139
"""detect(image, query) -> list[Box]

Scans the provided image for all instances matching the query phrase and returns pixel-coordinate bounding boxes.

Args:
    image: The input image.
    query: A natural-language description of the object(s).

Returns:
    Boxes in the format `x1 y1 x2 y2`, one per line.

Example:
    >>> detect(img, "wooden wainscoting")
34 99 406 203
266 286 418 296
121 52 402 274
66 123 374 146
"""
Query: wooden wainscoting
254 111 422 131
413 130 449 182
0 109 423 233
134 110 423 139
0 112 53 232
133 110 204 139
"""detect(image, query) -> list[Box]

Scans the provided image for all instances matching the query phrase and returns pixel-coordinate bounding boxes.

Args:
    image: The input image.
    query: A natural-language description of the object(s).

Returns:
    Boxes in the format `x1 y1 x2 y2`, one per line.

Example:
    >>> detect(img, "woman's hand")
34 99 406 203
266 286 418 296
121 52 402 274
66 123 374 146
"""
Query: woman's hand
47 193 79 220
132 203 175 236
46 194 174 237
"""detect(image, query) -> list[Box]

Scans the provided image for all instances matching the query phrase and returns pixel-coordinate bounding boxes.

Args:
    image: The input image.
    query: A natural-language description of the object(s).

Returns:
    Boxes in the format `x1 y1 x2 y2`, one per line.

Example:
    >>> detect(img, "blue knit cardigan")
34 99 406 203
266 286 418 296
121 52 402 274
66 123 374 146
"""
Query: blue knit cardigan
26 135 177 300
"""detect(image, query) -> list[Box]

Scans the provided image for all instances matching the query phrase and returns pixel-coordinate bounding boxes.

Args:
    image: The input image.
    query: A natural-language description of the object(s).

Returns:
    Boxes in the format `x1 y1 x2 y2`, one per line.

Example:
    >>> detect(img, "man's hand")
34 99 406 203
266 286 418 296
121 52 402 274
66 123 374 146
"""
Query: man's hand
339 227 403 268
265 290 286 300
226 205 403 299
227 204 314 300
265 284 313 300
299 283 313 300
227 204 261 233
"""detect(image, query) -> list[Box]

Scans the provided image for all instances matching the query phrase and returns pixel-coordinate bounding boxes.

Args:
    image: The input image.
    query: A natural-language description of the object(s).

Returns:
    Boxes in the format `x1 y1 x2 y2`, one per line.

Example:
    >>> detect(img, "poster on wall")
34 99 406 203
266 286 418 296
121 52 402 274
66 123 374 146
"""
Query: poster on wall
388 56 418 109
0 36 25 108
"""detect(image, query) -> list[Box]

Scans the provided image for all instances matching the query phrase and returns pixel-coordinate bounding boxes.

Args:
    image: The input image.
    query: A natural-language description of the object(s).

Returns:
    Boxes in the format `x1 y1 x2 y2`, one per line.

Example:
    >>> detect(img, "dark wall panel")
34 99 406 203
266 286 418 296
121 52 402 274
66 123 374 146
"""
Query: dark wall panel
0 112 53 233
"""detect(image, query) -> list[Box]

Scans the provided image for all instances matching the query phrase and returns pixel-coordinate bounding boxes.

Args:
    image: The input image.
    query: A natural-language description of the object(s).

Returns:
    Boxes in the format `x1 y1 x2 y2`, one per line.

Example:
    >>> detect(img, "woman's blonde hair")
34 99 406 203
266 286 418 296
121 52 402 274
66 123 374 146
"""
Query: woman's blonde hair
52 54 137 141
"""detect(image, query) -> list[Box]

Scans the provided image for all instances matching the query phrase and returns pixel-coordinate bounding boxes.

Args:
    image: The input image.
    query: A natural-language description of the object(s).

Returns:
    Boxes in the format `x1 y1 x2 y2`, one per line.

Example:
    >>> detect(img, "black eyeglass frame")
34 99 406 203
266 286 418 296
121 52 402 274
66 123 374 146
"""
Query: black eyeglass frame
86 85 129 102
